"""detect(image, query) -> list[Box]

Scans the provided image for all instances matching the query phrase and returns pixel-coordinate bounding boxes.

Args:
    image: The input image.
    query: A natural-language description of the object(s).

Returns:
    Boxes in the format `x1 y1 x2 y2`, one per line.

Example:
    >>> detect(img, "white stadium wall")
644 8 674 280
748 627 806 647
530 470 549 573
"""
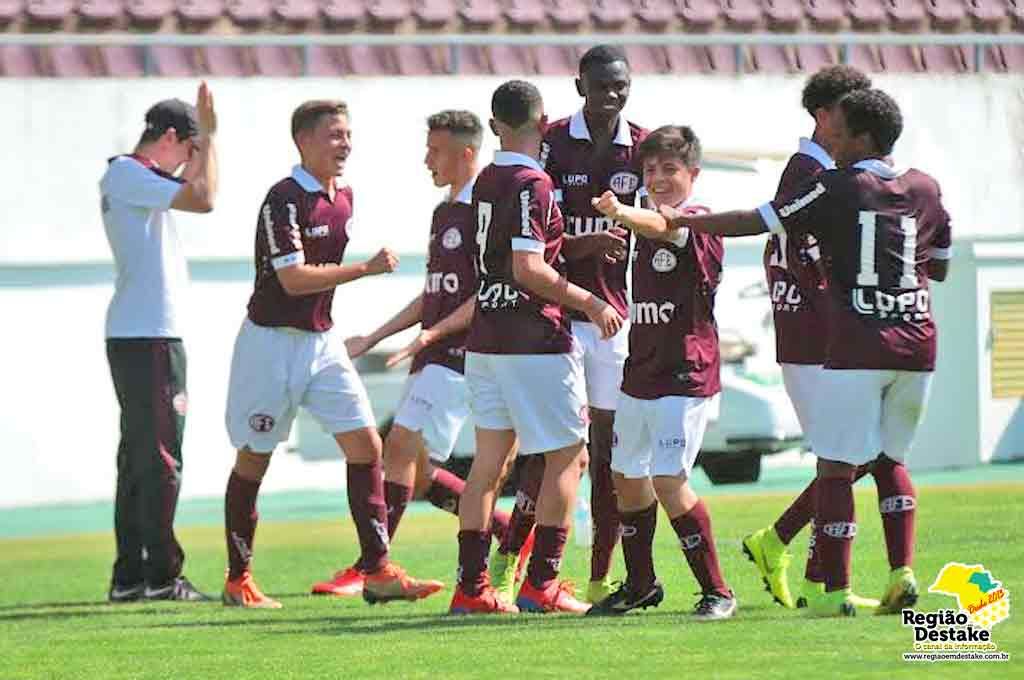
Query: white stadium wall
0 74 1022 508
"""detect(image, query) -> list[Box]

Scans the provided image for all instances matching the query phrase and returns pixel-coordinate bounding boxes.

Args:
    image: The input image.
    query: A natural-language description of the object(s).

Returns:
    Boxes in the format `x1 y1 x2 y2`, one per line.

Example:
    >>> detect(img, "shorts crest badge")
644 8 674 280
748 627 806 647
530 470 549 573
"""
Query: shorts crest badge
249 414 275 433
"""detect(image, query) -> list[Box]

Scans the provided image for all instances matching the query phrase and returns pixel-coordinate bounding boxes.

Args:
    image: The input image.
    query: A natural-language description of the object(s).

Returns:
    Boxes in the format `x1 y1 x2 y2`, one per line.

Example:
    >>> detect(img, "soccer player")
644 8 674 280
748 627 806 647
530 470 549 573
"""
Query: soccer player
491 44 647 605
449 80 623 615
100 83 218 603
740 66 879 612
222 100 443 609
588 126 737 621
343 110 515 565
657 89 951 617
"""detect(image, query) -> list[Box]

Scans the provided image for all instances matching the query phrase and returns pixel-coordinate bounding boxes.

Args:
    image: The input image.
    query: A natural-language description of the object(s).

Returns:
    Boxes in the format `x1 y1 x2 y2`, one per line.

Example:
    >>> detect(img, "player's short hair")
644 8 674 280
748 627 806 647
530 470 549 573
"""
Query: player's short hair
491 80 543 131
839 88 903 155
579 44 629 76
637 125 702 169
427 110 483 151
291 100 349 142
801 66 871 116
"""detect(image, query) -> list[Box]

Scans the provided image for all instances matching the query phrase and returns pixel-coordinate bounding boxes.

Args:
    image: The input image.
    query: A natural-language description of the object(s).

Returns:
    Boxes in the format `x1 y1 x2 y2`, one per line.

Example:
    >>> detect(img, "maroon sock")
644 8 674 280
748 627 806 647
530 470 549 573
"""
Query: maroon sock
526 525 568 590
347 461 389 574
774 480 815 545
620 503 658 592
499 457 544 555
425 468 464 515
589 447 620 582
457 529 491 596
814 476 856 591
384 480 412 541
225 471 261 580
804 465 869 583
871 455 916 570
671 500 730 598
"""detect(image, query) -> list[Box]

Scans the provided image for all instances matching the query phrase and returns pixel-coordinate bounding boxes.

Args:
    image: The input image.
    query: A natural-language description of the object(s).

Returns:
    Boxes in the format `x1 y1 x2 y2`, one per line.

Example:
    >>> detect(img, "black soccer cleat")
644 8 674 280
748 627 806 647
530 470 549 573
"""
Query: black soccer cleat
693 591 737 621
144 576 213 602
585 581 664 616
108 582 145 603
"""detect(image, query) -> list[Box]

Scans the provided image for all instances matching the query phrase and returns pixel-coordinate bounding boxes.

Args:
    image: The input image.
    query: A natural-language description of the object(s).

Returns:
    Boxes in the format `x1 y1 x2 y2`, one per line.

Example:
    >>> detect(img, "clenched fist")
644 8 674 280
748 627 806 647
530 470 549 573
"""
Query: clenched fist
366 248 399 275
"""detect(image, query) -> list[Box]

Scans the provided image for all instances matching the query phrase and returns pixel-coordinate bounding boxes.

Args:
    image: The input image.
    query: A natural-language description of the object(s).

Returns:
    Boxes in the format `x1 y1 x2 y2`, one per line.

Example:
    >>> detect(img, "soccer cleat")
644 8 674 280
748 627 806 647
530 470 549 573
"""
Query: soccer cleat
517 527 536 581
449 585 519 615
144 576 213 602
517 579 591 614
741 527 795 609
693 592 738 621
311 566 365 597
806 588 857 618
490 550 520 604
876 566 918 615
586 581 664 616
362 563 444 604
108 582 144 603
797 579 879 611
585 577 617 604
222 572 282 609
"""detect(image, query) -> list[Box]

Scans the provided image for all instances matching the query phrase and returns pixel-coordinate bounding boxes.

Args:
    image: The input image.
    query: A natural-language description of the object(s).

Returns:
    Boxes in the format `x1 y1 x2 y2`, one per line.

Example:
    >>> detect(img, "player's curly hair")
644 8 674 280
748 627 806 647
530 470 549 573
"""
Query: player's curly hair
491 80 543 131
579 44 629 76
801 66 871 116
839 88 904 156
291 100 349 142
637 125 702 169
427 110 483 151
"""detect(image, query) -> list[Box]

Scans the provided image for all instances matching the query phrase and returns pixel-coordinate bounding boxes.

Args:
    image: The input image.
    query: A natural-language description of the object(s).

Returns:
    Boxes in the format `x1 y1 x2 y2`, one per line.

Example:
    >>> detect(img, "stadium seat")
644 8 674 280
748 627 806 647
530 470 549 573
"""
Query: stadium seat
625 44 668 73
764 0 806 30
150 45 197 75
633 0 677 30
176 0 223 26
25 0 74 23
885 0 928 30
226 0 271 26
488 45 536 74
458 0 501 29
989 44 1024 70
394 44 446 74
0 0 23 26
78 0 124 25
677 0 723 29
252 45 302 75
721 0 764 30
846 0 888 28
803 0 848 29
127 0 174 25
704 43 741 72
967 0 1007 29
304 45 346 75
200 45 253 75
920 44 970 71
845 43 883 70
504 0 546 29
665 44 709 72
534 44 578 75
590 0 634 29
341 44 398 74
879 44 923 71
547 0 589 29
1008 0 1024 27
367 0 410 28
450 45 491 73
1 45 40 76
99 45 146 76
414 0 455 28
752 45 798 72
274 0 318 24
794 44 838 70
44 45 97 76
926 0 968 29
321 0 364 26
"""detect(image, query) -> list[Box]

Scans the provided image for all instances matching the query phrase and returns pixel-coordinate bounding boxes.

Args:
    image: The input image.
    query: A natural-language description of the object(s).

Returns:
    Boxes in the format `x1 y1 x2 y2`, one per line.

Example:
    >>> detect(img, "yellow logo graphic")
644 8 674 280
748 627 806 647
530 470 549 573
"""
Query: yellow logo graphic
928 563 1011 629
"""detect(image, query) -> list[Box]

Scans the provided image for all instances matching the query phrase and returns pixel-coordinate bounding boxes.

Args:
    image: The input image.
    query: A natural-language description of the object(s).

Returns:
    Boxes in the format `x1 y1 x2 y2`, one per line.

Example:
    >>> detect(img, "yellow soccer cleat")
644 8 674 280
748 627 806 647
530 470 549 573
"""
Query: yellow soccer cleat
585 577 616 604
798 579 880 611
877 566 918 615
489 548 520 604
742 527 796 609
806 587 856 618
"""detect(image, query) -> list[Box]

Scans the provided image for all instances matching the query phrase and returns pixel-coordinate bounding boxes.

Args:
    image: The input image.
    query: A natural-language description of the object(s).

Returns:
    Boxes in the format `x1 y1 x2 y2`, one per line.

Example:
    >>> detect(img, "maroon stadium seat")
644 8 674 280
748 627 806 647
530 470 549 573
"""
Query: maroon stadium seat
252 45 302 75
459 0 500 28
966 0 1007 28
451 45 492 74
925 0 967 29
795 44 837 70
721 0 764 29
0 0 23 25
1007 0 1024 27
885 0 927 29
702 44 740 72
989 44 1024 70
879 45 922 71
590 0 634 28
340 45 398 75
227 0 271 25
752 45 796 72
274 0 318 23
504 0 546 29
624 45 667 73
394 44 446 74
26 0 74 23
100 46 146 76
1 46 40 76
321 0 365 26
46 46 96 76
845 44 882 70
846 0 888 27
367 0 410 28
201 46 253 76
920 45 969 71
150 46 197 75
127 0 174 24
677 0 722 29
79 0 124 25
665 44 708 72
634 0 677 30
534 44 578 75
414 0 455 28
803 0 847 29
487 45 535 74
176 0 223 25
304 45 346 75
547 0 588 28
764 0 806 29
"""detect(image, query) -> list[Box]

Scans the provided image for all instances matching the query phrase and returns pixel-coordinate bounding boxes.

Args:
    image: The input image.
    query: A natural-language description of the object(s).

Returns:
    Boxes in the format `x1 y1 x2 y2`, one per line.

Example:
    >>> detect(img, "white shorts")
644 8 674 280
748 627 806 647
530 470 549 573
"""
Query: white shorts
781 363 827 452
393 363 470 463
572 320 629 411
812 369 933 466
611 392 713 479
465 349 588 456
225 319 376 453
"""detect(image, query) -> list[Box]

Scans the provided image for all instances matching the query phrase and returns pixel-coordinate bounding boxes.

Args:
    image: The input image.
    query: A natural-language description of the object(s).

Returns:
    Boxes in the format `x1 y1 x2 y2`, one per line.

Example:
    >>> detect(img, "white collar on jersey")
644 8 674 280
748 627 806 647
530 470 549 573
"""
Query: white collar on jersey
852 158 908 179
452 178 475 205
797 137 836 170
291 165 337 194
493 151 544 174
569 109 634 147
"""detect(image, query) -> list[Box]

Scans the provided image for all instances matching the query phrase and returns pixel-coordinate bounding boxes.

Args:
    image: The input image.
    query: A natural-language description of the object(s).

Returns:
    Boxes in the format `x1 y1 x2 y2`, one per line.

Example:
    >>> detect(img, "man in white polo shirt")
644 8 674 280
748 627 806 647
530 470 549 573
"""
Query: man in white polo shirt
100 82 218 603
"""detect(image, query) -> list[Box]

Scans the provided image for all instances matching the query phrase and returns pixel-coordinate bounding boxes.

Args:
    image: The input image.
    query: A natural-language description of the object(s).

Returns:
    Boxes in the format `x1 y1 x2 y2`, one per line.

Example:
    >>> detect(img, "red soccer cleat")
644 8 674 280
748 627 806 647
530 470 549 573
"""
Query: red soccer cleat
449 585 520 615
311 566 365 597
223 571 282 609
516 527 536 583
362 563 444 604
516 579 591 614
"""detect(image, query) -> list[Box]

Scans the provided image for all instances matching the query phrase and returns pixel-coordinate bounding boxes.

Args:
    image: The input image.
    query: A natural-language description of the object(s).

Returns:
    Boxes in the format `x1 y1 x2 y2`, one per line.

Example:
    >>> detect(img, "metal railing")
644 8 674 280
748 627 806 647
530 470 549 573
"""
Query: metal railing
2 31 1022 75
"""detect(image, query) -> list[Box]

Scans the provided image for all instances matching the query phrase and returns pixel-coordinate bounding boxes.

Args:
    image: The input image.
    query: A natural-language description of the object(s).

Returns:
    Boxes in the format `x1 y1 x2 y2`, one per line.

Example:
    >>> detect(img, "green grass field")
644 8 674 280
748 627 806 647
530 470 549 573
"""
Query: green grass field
1 482 1020 679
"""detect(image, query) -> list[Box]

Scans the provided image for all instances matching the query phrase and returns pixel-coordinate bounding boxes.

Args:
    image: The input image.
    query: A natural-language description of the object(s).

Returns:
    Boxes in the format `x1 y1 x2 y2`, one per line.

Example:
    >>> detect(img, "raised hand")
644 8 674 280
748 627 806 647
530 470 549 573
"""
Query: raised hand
366 248 399 275
591 190 624 221
196 81 216 137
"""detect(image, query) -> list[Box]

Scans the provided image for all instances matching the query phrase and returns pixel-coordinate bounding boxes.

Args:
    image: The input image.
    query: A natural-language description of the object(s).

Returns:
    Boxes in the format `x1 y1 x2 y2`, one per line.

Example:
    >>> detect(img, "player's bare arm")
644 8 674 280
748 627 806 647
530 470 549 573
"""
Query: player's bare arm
561 229 629 263
591 190 686 243
276 247 398 297
386 295 475 368
171 82 218 214
346 294 424 359
658 202 766 238
511 249 623 339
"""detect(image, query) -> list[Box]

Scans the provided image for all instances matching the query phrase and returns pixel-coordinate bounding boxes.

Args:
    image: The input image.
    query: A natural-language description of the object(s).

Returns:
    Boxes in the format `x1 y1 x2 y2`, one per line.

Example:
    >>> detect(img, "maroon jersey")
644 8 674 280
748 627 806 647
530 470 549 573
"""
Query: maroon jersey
621 203 724 400
760 159 953 371
411 181 478 375
466 152 573 355
247 166 354 332
540 111 648 320
765 138 832 365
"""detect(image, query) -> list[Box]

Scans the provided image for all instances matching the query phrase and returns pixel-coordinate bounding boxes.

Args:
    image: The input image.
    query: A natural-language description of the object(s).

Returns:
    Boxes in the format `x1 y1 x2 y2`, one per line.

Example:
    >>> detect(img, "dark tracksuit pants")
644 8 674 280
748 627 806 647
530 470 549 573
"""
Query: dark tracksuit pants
106 338 187 588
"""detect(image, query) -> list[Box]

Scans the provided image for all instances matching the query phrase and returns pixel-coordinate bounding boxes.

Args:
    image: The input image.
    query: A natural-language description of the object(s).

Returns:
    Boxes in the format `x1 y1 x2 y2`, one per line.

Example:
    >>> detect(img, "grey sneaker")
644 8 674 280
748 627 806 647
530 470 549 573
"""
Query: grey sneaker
586 581 664 616
108 582 145 603
693 592 737 621
144 576 213 602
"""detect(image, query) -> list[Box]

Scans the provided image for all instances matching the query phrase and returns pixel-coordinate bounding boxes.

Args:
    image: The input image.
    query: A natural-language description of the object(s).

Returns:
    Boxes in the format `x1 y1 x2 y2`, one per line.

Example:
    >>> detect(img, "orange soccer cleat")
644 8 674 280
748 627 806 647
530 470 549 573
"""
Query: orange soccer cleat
516 579 591 614
222 572 282 609
362 563 445 604
449 584 520 615
311 566 365 597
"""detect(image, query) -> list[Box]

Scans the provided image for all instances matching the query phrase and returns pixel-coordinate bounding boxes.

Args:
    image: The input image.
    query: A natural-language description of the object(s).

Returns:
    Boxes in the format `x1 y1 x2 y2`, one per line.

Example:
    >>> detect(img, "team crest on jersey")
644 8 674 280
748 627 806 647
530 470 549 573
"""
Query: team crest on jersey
652 248 678 273
609 171 640 195
172 392 188 416
442 227 462 250
249 414 275 433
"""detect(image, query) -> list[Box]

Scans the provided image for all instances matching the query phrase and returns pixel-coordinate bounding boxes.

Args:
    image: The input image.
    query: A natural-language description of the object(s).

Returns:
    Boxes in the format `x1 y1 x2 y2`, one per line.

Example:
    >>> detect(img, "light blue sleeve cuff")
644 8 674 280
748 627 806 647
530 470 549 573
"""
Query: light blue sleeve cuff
757 202 783 234
511 238 545 254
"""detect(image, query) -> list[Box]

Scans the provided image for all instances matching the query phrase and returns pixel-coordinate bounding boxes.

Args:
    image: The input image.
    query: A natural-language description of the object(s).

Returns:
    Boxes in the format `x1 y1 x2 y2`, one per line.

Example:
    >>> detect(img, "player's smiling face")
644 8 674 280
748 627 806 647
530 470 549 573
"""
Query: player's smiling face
642 155 699 208
424 129 462 189
577 60 631 125
829 105 874 168
298 113 352 181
